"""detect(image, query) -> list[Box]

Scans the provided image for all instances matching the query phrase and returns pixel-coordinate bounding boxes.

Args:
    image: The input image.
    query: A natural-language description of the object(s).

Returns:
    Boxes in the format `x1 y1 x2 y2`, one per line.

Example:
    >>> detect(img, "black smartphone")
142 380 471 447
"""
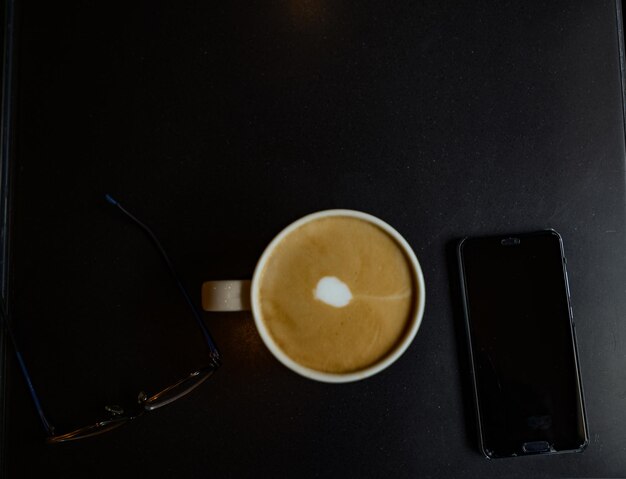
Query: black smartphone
457 230 588 458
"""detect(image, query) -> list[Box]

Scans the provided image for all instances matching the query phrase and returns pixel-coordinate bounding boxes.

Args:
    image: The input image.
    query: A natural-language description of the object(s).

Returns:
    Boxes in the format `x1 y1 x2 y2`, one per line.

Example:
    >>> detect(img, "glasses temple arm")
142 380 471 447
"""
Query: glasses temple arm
0 304 55 436
105 195 221 365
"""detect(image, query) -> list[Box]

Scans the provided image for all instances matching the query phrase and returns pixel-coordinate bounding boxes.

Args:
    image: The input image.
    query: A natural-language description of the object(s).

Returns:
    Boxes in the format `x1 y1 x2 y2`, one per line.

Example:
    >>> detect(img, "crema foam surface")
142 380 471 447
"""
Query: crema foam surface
258 216 417 374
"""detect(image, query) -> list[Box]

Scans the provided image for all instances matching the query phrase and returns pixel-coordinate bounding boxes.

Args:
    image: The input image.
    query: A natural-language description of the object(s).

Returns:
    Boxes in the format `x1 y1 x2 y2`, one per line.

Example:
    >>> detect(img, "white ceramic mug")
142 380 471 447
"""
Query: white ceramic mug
201 209 426 383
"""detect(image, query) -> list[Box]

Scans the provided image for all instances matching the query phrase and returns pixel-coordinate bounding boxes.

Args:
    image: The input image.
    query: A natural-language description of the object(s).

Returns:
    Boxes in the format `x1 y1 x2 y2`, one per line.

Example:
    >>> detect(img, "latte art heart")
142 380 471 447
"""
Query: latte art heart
314 276 353 308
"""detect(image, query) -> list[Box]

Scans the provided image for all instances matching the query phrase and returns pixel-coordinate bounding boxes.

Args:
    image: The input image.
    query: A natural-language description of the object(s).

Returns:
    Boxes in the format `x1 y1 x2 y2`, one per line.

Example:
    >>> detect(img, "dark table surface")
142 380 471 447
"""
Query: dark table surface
3 0 626 477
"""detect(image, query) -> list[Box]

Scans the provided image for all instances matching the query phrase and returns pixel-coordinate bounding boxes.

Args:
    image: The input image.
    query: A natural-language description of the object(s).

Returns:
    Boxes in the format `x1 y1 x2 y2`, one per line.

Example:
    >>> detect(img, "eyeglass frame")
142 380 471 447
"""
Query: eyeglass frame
2 195 221 444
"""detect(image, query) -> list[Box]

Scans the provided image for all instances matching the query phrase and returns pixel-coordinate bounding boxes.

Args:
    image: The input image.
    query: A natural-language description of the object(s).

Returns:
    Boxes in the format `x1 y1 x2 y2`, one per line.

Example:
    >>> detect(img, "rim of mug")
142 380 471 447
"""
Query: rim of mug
251 209 426 383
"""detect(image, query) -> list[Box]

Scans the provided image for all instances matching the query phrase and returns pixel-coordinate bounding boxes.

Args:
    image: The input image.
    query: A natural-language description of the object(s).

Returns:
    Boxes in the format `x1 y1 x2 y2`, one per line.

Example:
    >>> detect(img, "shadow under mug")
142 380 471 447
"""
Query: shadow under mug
201 209 426 383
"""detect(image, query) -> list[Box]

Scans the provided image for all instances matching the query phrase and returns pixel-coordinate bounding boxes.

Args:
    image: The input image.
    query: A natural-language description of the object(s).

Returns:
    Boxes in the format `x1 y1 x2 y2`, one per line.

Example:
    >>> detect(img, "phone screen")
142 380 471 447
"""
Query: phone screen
459 231 587 458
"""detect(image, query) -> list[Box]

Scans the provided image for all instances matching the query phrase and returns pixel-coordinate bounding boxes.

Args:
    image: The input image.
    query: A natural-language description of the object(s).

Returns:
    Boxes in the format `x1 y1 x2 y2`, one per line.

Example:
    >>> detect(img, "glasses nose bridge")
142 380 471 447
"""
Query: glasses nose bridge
104 404 125 416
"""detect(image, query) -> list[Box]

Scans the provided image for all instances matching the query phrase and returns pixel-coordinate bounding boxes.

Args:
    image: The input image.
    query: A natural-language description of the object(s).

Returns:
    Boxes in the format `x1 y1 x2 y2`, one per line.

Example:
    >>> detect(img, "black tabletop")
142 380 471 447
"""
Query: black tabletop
3 0 626 477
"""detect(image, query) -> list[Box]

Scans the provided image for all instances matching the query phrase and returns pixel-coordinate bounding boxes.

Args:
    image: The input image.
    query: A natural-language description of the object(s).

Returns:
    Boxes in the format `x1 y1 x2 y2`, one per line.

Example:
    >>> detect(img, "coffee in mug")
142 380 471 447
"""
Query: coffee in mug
202 210 425 382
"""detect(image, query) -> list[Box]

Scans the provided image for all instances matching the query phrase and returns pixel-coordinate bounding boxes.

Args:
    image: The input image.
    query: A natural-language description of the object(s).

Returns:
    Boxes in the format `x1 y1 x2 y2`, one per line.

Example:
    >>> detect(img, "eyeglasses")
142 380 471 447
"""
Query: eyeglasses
3 195 221 443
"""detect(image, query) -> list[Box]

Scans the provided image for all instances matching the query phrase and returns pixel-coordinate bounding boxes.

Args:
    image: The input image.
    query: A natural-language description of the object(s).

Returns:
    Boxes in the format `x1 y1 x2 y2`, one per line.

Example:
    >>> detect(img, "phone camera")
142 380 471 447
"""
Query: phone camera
501 237 520 246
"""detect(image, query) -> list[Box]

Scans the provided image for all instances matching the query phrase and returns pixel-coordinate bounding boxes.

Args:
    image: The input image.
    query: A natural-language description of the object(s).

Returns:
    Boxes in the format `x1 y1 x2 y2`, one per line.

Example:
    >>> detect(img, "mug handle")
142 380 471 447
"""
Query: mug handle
201 280 252 311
